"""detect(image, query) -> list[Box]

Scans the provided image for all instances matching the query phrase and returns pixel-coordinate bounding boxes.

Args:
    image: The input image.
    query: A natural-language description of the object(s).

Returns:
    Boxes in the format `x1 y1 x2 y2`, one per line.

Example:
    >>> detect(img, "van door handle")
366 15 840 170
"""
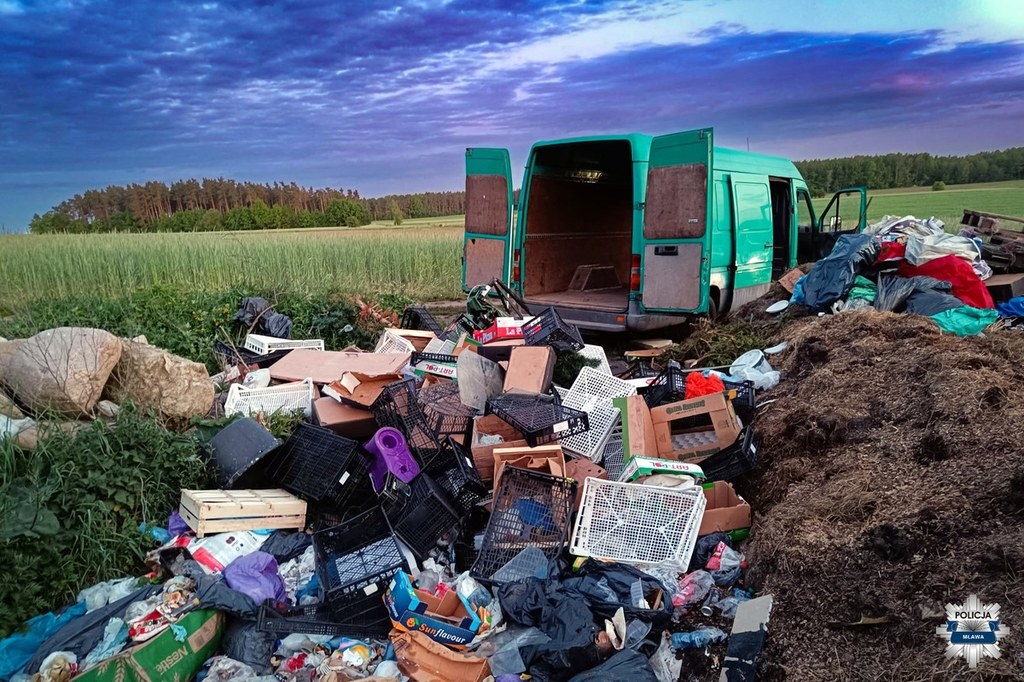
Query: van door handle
764 242 773 249
654 245 678 256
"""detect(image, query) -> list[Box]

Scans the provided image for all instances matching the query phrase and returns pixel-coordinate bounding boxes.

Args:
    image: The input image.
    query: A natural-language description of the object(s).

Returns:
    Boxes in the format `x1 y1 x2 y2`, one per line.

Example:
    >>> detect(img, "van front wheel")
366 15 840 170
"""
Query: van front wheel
706 290 720 321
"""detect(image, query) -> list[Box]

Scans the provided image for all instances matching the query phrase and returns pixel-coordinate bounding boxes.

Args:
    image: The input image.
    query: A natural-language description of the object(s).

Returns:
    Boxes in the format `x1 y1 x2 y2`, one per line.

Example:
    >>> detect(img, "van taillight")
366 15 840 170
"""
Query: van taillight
512 249 521 282
629 254 641 291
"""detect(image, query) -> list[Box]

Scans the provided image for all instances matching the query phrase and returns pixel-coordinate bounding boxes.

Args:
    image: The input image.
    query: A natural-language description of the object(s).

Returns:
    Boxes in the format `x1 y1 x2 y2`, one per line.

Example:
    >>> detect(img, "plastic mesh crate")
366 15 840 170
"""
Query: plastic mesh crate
723 379 758 424
256 602 391 638
313 506 407 621
570 477 706 568
696 426 759 482
272 423 372 508
417 382 477 437
579 344 612 375
601 419 625 480
470 467 576 585
374 330 417 354
645 368 758 422
559 404 620 461
401 306 447 338
522 307 585 353
485 393 589 448
380 473 461 559
371 379 447 469
425 437 488 513
224 378 316 418
563 366 636 413
244 334 324 355
422 337 456 355
213 340 290 369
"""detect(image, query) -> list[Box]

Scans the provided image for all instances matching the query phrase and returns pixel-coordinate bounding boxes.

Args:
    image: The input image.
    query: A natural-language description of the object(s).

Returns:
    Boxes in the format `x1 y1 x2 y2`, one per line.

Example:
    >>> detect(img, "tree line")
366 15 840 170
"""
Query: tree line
795 147 1024 196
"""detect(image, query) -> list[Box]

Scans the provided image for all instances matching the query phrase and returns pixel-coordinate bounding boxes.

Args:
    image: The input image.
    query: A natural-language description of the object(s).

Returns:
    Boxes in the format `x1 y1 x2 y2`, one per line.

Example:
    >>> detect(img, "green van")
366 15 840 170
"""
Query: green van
463 128 866 331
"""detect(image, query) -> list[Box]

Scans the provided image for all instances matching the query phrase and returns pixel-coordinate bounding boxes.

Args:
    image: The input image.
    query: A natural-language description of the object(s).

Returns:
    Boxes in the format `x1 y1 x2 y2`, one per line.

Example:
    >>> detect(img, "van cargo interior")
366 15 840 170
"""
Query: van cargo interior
522 140 632 312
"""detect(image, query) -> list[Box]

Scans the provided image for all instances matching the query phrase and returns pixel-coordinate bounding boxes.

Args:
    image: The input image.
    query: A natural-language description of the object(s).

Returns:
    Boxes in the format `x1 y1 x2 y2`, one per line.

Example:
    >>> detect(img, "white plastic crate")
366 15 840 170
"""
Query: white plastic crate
374 329 416 354
579 344 612 376
244 334 324 355
563 366 636 412
560 404 619 461
224 378 316 418
422 337 456 355
602 419 625 479
570 476 706 568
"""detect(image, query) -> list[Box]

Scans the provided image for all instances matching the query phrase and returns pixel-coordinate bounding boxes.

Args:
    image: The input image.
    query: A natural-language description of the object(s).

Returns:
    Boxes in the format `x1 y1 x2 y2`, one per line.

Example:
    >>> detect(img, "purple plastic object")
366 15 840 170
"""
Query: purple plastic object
223 551 286 604
364 427 420 492
167 510 189 537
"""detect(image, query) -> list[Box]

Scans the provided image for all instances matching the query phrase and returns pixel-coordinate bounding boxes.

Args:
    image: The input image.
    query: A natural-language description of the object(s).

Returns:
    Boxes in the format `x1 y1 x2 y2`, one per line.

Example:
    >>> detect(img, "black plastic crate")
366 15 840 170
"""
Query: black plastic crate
417 382 477 438
644 368 758 424
371 378 448 469
425 437 488 514
380 473 461 559
522 307 584 353
485 393 589 447
410 351 459 367
213 340 290 369
401 306 447 338
256 601 391 638
471 467 576 585
722 379 757 424
697 426 759 482
272 423 372 509
313 506 406 621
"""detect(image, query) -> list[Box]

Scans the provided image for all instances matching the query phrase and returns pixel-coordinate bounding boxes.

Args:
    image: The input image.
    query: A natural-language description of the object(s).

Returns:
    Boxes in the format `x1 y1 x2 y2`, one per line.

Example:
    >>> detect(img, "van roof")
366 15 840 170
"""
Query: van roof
529 134 802 179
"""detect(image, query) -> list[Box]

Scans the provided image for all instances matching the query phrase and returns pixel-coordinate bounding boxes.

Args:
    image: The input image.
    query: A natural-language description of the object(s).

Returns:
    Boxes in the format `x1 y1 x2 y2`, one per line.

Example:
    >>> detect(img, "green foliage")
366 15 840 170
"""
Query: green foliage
663 318 771 367
324 199 372 228
553 351 601 388
389 199 404 226
932 180 946 191
0 406 212 636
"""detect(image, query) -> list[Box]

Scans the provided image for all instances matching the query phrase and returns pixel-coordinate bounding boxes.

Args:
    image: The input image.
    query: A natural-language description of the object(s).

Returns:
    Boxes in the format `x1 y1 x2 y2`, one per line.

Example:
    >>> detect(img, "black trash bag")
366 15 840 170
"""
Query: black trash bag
562 559 672 632
221 618 276 673
259 531 312 564
802 234 879 310
234 296 293 339
181 559 259 618
498 578 602 682
906 289 964 317
26 584 163 673
688 532 733 573
565 648 659 682
875 275 952 313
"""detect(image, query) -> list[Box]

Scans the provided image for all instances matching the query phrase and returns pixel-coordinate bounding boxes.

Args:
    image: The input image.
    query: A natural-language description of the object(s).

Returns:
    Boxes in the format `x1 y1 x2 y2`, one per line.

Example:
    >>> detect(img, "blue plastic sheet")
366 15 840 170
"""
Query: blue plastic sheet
997 297 1024 319
0 601 86 679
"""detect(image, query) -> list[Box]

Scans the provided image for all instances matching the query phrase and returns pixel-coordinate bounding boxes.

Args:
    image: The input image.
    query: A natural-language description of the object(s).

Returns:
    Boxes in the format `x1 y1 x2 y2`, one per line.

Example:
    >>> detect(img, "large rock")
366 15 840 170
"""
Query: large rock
4 328 121 416
104 339 214 420
0 389 24 419
0 338 22 384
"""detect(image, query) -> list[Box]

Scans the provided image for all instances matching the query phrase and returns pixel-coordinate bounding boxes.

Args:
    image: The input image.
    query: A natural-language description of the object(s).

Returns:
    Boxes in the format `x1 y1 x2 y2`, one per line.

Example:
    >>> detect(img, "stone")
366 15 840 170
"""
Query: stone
0 389 25 420
104 339 214 421
0 338 22 384
96 400 121 419
4 328 121 416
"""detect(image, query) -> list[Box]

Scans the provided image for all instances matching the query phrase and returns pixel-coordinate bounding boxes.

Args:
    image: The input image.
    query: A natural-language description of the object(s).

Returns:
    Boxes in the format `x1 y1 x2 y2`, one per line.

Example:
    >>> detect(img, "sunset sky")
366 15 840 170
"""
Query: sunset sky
2 0 1023 230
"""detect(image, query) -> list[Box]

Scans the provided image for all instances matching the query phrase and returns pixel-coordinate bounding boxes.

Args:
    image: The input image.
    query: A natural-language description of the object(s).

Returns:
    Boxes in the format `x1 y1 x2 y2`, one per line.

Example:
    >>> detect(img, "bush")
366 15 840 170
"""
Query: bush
932 181 946 191
0 406 212 636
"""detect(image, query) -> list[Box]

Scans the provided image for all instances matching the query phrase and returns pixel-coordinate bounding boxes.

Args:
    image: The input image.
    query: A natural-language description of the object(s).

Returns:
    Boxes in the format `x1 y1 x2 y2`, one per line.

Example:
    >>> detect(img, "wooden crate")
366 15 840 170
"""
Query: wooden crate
180 489 307 537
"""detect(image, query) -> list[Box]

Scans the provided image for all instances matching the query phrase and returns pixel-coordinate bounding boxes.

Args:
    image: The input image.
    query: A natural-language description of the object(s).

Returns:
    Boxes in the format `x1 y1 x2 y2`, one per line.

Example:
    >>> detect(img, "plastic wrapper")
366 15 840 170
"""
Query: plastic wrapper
205 655 257 680
82 618 128 666
277 546 315 604
671 571 713 609
670 627 727 650
77 577 139 613
565 648 659 682
222 551 286 604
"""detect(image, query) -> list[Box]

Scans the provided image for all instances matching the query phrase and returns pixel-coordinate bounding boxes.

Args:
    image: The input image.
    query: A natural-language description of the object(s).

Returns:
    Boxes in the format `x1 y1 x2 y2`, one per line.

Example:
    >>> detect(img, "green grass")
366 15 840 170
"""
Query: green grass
1 225 463 311
370 214 465 229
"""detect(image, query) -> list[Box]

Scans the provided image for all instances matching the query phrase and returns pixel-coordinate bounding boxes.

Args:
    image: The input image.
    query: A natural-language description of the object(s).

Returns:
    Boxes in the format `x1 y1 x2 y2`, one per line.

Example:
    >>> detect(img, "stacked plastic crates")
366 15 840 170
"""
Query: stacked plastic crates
558 367 636 461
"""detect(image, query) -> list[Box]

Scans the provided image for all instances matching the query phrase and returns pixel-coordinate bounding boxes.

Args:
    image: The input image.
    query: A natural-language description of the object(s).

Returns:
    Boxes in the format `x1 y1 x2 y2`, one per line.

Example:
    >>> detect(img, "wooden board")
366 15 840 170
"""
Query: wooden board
180 488 307 537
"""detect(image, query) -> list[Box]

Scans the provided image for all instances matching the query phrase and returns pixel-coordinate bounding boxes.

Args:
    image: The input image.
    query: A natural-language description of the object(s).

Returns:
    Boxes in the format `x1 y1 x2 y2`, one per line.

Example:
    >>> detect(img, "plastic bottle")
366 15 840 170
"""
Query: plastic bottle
671 627 728 651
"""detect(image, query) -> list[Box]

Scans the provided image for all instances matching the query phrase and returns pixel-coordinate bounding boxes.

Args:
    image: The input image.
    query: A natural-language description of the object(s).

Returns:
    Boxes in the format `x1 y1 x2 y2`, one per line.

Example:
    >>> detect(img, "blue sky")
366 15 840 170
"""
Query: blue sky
1 0 1022 230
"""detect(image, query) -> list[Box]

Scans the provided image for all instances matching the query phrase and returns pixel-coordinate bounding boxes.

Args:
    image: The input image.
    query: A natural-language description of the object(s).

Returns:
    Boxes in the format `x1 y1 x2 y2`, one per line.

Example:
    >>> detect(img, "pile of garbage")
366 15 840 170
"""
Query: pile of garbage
0 287 774 682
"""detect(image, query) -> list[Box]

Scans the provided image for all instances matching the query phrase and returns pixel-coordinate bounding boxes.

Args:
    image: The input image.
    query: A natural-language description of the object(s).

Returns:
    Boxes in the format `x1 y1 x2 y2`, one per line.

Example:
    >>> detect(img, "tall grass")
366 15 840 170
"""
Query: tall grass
1 226 464 310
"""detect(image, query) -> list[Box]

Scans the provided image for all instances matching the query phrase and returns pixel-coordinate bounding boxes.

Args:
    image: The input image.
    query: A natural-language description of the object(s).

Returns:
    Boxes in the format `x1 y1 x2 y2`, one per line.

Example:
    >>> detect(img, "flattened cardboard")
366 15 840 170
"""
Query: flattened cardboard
985 273 1024 303
269 349 409 385
324 372 403 408
470 415 527 483
503 346 556 394
650 392 741 461
385 572 482 648
565 457 607 511
390 630 490 682
74 610 223 682
615 395 659 462
492 444 565 495
719 595 773 682
698 481 752 536
313 397 378 440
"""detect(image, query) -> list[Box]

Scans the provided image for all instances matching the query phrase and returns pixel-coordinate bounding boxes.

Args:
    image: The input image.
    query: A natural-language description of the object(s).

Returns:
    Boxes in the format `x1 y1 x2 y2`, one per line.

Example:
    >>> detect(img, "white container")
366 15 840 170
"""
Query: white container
730 349 771 376
244 334 324 355
224 378 316 418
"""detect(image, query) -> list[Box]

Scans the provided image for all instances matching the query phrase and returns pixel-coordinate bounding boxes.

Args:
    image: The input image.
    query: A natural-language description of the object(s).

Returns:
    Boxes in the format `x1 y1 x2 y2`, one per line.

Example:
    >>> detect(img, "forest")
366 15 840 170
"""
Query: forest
27 147 1023 233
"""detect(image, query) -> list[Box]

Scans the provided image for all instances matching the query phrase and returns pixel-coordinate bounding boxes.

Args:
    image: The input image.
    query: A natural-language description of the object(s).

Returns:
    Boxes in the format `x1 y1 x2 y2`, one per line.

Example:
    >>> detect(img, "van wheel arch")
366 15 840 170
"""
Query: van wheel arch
708 287 721 320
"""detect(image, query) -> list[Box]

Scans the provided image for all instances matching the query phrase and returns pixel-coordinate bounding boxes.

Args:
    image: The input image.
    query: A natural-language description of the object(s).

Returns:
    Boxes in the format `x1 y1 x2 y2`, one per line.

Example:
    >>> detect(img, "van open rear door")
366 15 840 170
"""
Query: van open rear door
463 148 514 291
641 128 713 313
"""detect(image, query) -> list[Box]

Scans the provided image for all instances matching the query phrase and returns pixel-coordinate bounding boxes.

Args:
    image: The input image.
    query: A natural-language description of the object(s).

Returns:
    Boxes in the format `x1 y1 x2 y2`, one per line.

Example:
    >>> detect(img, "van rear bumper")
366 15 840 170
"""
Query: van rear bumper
522 300 686 333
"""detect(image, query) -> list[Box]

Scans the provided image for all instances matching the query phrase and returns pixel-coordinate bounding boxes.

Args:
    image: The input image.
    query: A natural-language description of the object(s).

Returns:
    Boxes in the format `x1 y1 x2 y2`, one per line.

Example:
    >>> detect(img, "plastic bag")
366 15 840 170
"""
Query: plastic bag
997 297 1024 319
205 655 257 681
847 276 877 303
565 648 659 682
77 577 139 612
0 602 87 680
684 372 725 400
898 255 994 309
670 627 727 650
277 545 315 604
802 234 879 310
82 618 128 667
688 533 732 573
234 297 293 339
905 289 963 316
729 364 779 391
563 559 673 630
931 306 999 337
671 571 713 608
222 551 286 604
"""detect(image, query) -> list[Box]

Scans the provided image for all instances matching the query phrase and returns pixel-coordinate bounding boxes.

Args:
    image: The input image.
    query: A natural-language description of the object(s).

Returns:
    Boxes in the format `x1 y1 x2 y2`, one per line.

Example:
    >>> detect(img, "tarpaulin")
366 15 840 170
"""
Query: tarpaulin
898 255 994 309
997 297 1024 318
905 233 982 266
565 649 658 682
874 275 952 313
931 307 999 337
562 559 673 631
865 215 945 238
802 234 879 310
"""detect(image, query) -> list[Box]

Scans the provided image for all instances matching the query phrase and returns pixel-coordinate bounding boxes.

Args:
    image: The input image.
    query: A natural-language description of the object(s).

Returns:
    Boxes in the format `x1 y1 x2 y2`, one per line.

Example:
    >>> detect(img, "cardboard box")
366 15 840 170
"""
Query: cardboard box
615 395 659 462
469 415 527 483
985 273 1024 303
618 455 705 483
472 317 531 344
313 397 378 439
323 371 403 408
75 610 223 682
390 630 490 682
269 349 409 385
698 481 752 536
386 328 437 352
651 392 741 461
564 456 607 511
492 444 565 495
385 572 482 649
503 346 556 394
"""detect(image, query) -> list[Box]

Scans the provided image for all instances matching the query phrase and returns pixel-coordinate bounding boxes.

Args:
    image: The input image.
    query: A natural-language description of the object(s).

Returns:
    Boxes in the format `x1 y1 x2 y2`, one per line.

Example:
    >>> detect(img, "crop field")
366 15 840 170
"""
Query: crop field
830 179 1024 228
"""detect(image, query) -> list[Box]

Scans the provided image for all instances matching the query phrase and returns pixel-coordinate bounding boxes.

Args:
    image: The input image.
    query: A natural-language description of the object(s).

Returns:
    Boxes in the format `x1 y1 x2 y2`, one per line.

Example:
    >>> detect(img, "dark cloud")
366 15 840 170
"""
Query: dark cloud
0 1 1022 230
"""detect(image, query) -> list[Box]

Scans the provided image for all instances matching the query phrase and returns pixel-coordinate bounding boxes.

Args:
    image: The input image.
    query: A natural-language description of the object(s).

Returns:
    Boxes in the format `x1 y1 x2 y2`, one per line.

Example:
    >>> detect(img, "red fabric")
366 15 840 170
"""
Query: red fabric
898 255 994 309
874 241 906 264
685 372 726 400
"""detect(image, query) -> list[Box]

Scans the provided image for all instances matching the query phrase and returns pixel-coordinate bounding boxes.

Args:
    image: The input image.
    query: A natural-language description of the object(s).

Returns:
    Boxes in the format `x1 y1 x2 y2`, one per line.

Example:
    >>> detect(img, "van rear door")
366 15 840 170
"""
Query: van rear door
640 128 713 313
463 148 514 290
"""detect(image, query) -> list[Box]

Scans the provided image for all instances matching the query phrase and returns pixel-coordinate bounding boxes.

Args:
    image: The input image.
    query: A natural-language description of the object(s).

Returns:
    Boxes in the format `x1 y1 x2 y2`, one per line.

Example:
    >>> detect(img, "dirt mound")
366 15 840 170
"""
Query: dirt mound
737 309 1024 679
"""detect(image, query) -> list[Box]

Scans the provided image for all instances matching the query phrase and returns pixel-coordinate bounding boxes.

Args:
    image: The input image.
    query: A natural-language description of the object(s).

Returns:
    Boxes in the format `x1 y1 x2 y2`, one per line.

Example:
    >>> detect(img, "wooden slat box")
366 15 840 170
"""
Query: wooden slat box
180 489 307 537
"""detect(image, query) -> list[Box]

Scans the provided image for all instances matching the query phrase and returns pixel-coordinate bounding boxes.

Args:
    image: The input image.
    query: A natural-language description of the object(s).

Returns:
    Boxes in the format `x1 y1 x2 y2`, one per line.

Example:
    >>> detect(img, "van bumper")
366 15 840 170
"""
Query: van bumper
522 300 686 333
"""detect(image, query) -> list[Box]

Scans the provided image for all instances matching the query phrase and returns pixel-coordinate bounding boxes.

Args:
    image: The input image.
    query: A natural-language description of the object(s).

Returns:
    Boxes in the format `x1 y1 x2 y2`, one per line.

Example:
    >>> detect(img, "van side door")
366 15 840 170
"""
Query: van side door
812 186 868 259
640 128 713 313
729 176 774 291
463 148 514 291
